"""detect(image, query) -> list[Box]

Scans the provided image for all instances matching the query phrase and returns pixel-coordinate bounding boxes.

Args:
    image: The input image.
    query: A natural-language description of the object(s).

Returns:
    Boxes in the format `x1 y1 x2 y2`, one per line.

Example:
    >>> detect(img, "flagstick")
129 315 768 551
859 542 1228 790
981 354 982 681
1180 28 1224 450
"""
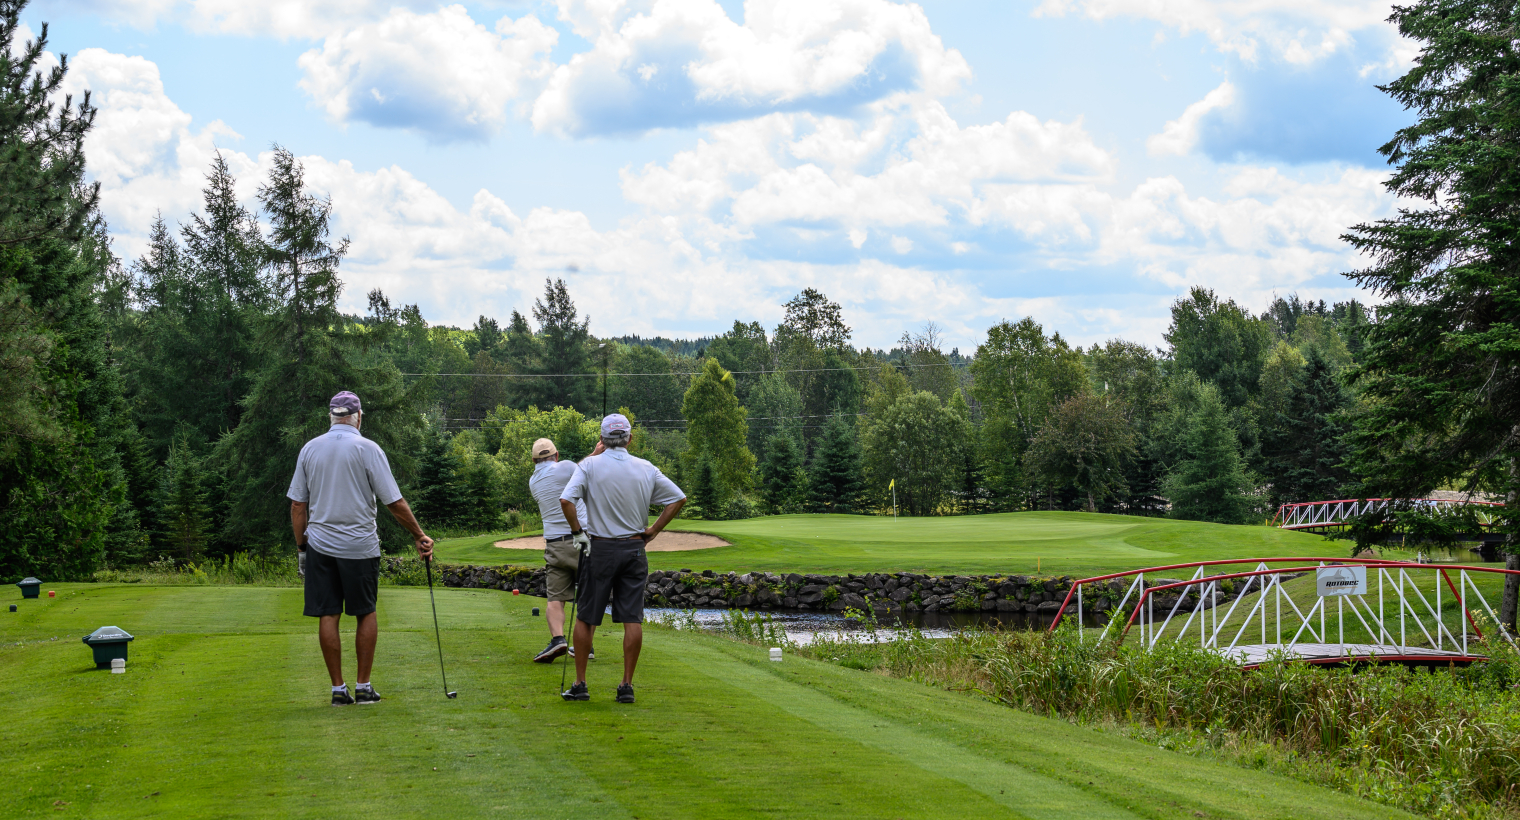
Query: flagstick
892 481 898 520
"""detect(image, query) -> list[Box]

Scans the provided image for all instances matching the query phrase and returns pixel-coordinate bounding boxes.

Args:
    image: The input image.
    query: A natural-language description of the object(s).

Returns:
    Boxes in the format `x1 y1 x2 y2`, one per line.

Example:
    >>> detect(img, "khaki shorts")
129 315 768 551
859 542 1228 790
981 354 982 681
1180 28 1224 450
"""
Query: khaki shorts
544 535 581 602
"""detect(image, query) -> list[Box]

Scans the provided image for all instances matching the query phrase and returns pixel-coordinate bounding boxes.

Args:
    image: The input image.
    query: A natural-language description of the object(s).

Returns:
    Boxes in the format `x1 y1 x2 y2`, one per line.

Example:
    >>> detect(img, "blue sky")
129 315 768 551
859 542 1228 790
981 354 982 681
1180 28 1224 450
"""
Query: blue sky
26 0 1413 349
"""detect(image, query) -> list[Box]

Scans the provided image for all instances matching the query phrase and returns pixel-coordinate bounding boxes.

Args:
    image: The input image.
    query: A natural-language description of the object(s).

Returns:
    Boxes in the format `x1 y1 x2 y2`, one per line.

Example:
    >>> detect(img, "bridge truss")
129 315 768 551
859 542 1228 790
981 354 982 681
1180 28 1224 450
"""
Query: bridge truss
1048 558 1518 667
1274 498 1503 531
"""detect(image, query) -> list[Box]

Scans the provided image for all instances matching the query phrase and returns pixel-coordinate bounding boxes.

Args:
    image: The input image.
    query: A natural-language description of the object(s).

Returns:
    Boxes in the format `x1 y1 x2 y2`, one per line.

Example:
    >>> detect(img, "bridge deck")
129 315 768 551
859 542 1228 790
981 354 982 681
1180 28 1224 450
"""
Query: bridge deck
1223 643 1485 667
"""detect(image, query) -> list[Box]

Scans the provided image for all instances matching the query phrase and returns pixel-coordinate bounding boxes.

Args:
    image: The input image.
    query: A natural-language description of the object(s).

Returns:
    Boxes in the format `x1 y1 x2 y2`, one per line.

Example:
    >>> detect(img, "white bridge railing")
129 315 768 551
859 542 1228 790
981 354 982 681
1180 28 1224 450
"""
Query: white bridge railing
1275 498 1503 530
1049 558 1518 666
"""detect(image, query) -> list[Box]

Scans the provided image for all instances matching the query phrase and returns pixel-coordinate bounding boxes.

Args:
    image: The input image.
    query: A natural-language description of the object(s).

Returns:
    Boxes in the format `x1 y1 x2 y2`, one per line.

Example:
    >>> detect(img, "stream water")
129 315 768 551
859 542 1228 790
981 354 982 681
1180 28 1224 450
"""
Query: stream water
644 607 1075 645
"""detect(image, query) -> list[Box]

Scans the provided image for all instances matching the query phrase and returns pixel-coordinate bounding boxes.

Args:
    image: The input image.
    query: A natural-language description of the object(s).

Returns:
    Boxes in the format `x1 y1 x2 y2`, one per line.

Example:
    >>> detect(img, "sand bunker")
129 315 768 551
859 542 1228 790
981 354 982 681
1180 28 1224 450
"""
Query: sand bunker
493 532 730 552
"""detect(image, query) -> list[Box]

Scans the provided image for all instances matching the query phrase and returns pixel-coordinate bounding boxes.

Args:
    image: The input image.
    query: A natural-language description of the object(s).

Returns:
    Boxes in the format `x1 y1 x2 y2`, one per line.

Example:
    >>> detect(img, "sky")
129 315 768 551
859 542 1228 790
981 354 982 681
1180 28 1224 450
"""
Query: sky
21 0 1415 351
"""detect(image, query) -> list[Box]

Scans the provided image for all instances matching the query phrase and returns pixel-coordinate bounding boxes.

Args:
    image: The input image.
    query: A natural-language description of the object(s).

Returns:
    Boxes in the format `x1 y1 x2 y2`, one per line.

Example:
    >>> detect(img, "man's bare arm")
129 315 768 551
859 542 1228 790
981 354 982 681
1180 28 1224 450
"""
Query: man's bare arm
385 498 434 559
560 499 582 533
642 498 686 542
291 501 309 548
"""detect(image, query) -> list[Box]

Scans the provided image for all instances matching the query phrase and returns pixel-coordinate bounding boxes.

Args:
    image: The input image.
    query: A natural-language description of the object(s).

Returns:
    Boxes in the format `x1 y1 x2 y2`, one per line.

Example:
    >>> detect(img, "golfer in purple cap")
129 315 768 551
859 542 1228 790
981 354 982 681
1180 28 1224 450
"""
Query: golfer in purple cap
287 391 434 706
558 413 686 703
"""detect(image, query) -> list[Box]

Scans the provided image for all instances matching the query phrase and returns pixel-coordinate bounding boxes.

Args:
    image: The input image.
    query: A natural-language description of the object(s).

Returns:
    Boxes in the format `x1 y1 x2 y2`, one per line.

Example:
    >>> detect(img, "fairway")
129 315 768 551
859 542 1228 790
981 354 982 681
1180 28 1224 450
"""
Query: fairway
0 583 1413 819
435 512 1338 576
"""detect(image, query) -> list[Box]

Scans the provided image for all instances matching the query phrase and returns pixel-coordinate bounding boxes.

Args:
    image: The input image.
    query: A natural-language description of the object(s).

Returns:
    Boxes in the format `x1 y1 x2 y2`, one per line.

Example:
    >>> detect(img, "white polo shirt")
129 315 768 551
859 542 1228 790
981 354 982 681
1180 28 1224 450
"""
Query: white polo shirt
286 424 404 560
529 459 589 539
559 448 685 539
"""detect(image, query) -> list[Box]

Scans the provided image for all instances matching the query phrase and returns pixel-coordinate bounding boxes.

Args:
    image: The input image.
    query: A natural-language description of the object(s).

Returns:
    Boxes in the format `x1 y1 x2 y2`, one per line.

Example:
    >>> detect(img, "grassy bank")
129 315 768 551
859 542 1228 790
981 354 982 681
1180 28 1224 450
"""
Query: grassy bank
0 583 1410 818
791 622 1520 819
431 511 1343 575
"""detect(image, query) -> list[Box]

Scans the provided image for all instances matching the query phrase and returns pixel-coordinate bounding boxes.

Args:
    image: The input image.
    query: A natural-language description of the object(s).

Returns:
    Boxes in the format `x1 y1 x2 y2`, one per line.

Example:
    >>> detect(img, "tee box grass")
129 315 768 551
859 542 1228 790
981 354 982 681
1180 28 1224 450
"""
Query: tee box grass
434 511 1342 576
0 582 1413 818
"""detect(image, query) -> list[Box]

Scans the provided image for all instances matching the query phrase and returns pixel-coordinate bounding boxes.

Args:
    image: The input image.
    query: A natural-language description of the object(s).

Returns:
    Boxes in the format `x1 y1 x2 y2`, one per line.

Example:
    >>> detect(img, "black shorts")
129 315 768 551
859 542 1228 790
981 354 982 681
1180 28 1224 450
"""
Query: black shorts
303 550 380 617
575 538 647 626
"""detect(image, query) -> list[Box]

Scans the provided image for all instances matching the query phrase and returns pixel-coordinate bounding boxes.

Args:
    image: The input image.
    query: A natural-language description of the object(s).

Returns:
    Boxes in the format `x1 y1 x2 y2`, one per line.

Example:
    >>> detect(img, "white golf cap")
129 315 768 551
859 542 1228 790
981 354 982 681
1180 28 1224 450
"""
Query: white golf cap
601 413 631 435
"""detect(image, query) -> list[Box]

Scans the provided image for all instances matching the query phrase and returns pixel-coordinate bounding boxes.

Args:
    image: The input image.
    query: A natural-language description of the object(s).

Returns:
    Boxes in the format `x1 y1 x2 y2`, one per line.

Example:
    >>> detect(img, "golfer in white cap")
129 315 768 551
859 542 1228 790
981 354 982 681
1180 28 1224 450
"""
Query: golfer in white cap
558 413 686 703
526 436 595 663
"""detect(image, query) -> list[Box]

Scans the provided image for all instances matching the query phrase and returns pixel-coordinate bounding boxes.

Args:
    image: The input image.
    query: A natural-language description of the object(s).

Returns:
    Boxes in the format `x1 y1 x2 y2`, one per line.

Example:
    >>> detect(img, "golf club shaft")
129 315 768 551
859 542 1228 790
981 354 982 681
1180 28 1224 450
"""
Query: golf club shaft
425 557 451 695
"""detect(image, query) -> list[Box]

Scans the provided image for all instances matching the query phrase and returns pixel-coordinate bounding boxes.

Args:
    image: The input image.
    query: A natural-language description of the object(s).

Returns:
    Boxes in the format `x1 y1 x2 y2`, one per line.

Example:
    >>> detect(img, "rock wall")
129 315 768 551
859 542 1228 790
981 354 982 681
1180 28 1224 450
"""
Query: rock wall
438 564 1252 617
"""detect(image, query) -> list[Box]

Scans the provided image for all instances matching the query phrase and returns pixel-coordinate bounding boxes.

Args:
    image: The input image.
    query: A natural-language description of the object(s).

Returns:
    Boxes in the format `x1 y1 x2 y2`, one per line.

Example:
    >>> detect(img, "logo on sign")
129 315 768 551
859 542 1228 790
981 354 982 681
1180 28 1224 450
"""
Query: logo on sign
1316 565 1366 597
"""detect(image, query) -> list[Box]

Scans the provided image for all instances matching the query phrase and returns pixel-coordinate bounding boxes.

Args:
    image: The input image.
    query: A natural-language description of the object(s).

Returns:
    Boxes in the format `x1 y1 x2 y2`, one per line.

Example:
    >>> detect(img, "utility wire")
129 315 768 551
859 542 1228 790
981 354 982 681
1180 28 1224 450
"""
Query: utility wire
400 362 959 378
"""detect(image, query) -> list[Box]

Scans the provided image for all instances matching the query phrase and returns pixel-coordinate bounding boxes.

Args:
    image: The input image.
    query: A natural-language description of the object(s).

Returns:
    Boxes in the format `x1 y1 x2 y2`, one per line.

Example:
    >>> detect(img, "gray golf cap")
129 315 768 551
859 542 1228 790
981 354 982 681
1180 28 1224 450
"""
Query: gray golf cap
601 413 631 436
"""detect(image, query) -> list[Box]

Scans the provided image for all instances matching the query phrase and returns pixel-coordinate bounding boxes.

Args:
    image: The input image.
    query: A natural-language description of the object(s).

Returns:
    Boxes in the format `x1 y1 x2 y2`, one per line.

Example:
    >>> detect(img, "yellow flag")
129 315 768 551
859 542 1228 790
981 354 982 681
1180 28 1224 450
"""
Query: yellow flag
888 478 895 490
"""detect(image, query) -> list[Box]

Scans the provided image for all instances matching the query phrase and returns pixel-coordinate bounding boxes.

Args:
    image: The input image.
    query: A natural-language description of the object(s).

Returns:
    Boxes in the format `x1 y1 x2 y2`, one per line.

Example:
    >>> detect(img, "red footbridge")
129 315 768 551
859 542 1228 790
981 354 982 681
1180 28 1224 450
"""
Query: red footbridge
1047 558 1517 667
1273 497 1504 532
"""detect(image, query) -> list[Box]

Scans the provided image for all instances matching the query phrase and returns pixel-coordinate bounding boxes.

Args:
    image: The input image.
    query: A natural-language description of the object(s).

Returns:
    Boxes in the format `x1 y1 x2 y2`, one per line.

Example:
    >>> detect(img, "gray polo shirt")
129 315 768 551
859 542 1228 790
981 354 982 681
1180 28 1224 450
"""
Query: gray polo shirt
287 424 404 559
529 459 589 539
559 448 684 539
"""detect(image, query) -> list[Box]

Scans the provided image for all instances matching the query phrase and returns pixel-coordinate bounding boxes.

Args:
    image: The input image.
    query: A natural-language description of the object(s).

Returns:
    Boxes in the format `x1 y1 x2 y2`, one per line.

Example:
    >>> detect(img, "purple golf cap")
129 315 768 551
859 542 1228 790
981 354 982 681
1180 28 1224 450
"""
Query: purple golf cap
601 413 631 435
329 391 362 417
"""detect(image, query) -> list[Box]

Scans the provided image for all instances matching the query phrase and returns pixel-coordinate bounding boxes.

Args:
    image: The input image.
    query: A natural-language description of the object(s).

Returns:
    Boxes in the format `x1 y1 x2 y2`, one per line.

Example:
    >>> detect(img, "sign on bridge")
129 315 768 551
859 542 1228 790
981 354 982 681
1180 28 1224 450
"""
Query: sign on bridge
1316 566 1366 597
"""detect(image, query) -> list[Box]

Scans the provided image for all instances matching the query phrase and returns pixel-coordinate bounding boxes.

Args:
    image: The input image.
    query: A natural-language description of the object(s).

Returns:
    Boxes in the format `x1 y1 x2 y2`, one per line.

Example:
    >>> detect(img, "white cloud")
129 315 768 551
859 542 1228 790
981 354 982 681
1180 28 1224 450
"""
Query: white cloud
61 47 254 257
297 6 557 141
532 0 971 136
1147 81 1235 156
624 100 1115 239
53 0 441 38
1032 0 1394 64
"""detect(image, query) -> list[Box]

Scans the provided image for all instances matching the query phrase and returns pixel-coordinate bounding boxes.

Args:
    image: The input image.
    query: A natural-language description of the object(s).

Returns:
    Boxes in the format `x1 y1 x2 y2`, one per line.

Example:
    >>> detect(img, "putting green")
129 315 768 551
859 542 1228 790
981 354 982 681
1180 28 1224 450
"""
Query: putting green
0 583 1410 818
434 512 1338 576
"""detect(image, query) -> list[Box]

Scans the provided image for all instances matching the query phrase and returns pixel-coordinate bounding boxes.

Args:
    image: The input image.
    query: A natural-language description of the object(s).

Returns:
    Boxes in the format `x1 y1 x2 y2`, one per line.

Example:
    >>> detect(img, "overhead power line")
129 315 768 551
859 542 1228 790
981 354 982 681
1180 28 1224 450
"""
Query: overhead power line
400 362 959 378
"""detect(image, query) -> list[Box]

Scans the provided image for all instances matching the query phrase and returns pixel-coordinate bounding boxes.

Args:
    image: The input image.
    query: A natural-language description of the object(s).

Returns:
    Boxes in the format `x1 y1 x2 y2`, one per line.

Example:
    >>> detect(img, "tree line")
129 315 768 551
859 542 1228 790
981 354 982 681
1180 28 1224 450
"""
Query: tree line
2 0 1514 618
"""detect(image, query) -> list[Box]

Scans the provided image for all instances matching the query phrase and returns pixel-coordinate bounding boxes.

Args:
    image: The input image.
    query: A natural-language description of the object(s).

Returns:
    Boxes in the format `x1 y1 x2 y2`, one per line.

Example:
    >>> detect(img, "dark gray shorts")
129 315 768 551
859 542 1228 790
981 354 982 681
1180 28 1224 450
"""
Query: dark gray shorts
303 550 379 617
575 538 647 626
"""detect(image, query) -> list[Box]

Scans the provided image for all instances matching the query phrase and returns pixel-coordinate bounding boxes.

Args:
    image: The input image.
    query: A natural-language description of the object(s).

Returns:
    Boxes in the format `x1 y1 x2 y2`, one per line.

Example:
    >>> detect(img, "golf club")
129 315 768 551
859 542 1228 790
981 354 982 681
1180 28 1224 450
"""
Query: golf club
424 556 457 699
560 541 586 695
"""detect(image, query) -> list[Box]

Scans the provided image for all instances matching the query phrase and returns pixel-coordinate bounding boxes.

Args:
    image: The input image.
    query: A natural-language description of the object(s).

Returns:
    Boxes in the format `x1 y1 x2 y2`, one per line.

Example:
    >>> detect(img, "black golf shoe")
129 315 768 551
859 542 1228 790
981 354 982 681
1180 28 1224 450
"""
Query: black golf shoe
331 687 355 706
616 683 635 704
533 636 568 663
561 681 589 701
355 685 382 705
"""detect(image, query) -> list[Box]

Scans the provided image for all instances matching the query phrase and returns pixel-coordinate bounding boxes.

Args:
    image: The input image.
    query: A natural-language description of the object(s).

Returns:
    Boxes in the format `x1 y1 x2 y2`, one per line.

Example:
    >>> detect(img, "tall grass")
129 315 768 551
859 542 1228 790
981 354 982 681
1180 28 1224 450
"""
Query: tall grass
799 623 1520 819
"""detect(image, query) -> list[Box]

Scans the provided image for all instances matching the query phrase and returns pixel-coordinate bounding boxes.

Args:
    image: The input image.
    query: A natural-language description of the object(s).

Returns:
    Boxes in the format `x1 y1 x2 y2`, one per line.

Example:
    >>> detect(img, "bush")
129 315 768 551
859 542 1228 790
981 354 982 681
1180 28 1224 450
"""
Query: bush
722 495 757 521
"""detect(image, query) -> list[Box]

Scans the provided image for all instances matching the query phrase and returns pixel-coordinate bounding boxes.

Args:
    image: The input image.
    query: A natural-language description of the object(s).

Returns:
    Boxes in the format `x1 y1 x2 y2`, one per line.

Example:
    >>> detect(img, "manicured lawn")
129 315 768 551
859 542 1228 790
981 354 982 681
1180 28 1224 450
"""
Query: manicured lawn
432 512 1343 576
0 583 1412 818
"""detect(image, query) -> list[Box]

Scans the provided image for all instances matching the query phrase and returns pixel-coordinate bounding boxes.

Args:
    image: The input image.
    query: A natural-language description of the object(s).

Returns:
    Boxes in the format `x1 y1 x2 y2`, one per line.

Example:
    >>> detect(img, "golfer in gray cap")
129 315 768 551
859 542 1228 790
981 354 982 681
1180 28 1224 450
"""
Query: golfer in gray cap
288 391 434 706
558 413 686 703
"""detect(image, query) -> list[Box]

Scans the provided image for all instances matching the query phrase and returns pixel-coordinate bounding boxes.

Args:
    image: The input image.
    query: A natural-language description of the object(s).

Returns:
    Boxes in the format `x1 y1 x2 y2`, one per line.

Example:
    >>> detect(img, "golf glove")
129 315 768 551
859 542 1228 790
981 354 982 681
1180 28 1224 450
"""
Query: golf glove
297 548 306 577
572 530 591 554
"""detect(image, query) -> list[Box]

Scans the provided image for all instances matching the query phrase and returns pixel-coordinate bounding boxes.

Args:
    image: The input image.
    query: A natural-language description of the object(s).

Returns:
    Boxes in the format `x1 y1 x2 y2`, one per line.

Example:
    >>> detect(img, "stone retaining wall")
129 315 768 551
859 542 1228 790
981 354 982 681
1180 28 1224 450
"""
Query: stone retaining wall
438 563 1253 617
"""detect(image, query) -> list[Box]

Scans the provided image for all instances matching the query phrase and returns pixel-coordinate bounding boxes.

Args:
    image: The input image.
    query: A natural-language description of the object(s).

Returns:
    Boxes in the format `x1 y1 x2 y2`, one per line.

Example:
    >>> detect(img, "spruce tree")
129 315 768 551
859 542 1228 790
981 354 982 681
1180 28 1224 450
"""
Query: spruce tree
1163 384 1256 524
682 358 755 498
410 426 470 529
1340 0 1520 629
759 434 802 513
517 279 593 411
1261 348 1352 507
808 416 864 513
0 3 139 579
691 459 721 519
157 432 212 562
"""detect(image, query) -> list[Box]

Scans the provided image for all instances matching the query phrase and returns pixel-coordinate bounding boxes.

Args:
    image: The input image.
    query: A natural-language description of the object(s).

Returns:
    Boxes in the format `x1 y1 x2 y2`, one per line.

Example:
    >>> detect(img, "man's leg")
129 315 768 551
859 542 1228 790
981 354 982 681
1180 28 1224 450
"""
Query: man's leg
355 611 377 684
318 615 344 685
622 623 642 685
547 600 565 637
572 618 595 683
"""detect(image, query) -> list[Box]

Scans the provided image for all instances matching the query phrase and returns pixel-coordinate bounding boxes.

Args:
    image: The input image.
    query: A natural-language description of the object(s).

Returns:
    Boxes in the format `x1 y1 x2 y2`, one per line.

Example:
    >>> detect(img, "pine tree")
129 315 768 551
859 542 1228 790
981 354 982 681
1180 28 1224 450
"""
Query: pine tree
157 432 212 562
0 4 138 579
1339 0 1520 629
759 434 802 513
809 415 864 513
410 426 470 529
516 279 593 412
1163 384 1256 524
691 459 722 519
1261 348 1352 507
